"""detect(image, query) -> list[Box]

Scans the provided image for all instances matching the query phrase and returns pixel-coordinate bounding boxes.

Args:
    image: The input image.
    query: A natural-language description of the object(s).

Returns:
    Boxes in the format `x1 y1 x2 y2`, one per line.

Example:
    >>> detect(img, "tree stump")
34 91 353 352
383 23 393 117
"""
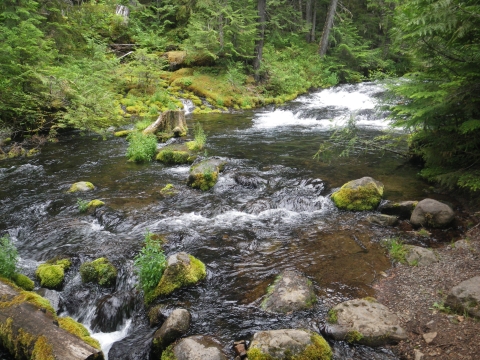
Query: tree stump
143 110 187 139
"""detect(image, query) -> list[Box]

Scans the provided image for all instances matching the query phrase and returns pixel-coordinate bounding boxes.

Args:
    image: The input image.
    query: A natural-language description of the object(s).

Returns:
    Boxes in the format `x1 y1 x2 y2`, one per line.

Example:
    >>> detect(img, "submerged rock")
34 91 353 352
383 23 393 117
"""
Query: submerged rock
108 324 156 360
366 214 399 227
187 158 226 191
445 276 480 318
325 298 407 346
163 335 227 360
157 143 198 165
379 200 417 220
35 258 72 290
80 257 117 287
331 177 384 211
247 329 332 360
405 246 438 266
234 174 262 189
146 252 206 303
410 198 454 228
261 270 316 313
68 181 95 193
152 308 191 356
91 292 136 333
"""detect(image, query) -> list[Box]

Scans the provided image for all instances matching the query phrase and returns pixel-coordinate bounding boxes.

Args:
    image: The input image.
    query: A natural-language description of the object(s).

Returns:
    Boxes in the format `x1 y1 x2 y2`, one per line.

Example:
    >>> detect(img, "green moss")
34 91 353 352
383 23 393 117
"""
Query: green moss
156 148 195 164
68 182 95 193
80 257 117 286
247 348 274 360
31 335 55 360
160 184 177 196
148 255 206 302
27 149 39 157
35 264 64 289
114 130 132 137
160 344 177 360
327 308 338 324
345 330 364 344
12 273 34 291
22 292 56 315
188 169 218 191
363 297 378 303
58 317 101 349
87 199 105 209
331 182 383 211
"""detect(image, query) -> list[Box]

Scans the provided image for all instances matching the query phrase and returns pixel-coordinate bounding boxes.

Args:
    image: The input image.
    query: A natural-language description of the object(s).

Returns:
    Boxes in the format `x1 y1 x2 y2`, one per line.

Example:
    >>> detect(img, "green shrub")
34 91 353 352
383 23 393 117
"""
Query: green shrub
77 198 89 213
134 231 167 297
0 235 18 279
126 132 158 163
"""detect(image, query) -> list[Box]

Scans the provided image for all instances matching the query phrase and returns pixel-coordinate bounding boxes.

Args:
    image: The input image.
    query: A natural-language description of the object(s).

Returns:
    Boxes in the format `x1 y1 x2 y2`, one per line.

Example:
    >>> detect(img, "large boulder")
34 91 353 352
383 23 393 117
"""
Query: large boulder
163 335 227 360
445 276 480 318
379 200 417 220
410 198 454 228
152 308 191 356
147 252 206 303
325 298 407 346
247 329 332 360
187 159 226 191
261 270 316 313
0 280 103 360
405 246 438 267
331 177 384 211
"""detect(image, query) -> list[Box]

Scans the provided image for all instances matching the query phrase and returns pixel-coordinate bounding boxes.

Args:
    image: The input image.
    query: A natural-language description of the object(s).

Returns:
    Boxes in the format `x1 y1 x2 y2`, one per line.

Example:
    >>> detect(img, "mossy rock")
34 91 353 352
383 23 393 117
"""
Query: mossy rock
35 258 71 290
57 317 101 349
160 184 177 196
146 252 206 303
80 257 117 287
331 177 384 211
157 144 197 165
114 130 133 137
12 273 34 291
87 199 105 210
68 181 95 193
187 158 226 191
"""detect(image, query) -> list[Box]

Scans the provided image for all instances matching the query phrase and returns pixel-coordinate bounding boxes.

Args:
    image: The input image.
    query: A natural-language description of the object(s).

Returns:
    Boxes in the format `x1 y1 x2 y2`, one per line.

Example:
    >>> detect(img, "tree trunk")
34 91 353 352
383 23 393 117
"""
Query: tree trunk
305 0 312 42
253 0 266 83
318 0 338 56
310 1 317 42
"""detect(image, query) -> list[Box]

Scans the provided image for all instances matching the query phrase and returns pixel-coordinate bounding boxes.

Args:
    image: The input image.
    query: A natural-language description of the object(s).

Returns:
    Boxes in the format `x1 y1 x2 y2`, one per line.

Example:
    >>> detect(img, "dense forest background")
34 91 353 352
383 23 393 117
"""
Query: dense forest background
0 0 479 191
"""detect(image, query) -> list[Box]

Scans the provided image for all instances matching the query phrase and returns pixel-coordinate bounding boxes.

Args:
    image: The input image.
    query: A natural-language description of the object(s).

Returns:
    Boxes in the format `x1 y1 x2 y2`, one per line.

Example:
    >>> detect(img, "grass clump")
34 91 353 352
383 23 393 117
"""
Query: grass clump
126 132 158 163
0 235 18 279
80 257 117 286
186 123 207 152
384 238 408 264
327 308 338 324
345 330 364 344
134 231 167 300
58 317 101 349
77 198 89 213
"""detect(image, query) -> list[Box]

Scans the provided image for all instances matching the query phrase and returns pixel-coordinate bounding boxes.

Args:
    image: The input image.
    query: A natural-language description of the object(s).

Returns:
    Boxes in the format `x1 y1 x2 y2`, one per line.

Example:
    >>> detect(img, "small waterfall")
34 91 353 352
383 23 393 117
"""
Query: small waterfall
180 98 195 114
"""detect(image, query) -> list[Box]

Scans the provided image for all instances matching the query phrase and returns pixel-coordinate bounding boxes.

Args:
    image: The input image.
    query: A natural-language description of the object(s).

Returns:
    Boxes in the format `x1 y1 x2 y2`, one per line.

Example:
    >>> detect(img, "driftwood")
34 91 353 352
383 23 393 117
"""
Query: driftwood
143 110 187 138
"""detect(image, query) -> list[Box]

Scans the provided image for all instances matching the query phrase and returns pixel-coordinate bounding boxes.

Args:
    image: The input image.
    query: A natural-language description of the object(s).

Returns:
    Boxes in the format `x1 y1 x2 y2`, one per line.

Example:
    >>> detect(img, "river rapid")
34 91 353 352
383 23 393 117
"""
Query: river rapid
0 82 452 359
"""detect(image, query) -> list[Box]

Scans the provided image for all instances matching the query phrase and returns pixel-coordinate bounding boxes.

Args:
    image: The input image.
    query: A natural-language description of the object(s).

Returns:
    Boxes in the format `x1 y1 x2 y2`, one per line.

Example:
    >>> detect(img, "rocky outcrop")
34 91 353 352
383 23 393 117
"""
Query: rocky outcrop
405 246 438 266
143 110 187 138
187 159 226 191
331 177 384 211
0 280 103 360
152 308 191 356
379 200 417 220
325 298 407 346
247 329 332 360
68 181 95 193
410 198 454 228
146 252 206 303
261 270 316 313
445 276 480 318
366 214 399 227
163 335 227 360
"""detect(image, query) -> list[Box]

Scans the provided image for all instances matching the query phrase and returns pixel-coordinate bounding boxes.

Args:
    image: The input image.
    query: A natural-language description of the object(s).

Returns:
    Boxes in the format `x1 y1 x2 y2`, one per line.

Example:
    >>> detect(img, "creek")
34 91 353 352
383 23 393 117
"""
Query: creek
0 82 454 359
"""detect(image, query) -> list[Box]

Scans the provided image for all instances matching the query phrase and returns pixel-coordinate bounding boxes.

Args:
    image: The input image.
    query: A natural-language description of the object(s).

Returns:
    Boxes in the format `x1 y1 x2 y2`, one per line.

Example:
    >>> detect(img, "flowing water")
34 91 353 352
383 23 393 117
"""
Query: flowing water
0 82 450 359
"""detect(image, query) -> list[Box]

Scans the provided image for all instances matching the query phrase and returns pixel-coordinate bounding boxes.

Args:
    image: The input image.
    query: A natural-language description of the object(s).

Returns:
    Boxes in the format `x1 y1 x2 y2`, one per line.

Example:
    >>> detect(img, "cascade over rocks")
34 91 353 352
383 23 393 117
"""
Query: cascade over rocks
331 177 384 211
152 308 191 356
247 329 332 360
108 324 156 360
91 291 136 332
143 110 187 139
445 276 480 318
379 200 417 220
167 335 227 360
325 298 407 346
0 280 104 360
405 246 438 267
410 198 455 228
261 270 316 313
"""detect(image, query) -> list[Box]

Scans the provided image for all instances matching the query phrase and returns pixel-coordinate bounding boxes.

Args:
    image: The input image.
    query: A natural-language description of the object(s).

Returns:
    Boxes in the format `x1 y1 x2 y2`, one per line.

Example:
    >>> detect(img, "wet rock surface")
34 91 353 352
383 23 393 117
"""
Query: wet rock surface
405 246 438 267
445 276 480 318
410 198 455 228
91 291 136 332
367 214 399 227
35 288 61 313
108 324 156 360
379 201 417 220
261 270 316 313
152 308 191 355
172 335 227 360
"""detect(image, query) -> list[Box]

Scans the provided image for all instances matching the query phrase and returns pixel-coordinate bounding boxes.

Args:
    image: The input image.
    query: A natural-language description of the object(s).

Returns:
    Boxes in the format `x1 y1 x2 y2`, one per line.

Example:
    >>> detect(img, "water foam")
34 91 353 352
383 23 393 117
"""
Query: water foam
90 319 132 359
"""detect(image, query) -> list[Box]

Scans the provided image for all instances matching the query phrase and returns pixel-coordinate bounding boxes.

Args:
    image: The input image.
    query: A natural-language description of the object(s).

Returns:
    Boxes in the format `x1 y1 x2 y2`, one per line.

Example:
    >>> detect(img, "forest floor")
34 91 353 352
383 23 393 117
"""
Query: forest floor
374 225 480 360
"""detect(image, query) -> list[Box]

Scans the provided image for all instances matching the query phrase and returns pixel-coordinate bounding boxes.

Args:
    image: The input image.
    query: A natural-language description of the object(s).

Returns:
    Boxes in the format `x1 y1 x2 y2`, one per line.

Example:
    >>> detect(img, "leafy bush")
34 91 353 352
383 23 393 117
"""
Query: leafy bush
126 132 158 163
77 198 89 213
0 235 17 279
134 231 167 296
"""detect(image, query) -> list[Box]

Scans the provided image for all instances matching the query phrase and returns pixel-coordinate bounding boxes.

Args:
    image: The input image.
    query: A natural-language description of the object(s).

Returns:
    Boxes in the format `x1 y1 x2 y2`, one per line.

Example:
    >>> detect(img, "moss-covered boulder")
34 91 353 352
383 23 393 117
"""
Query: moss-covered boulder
80 258 117 287
331 177 384 211
87 199 105 210
187 159 226 191
114 130 132 137
35 258 72 290
247 329 332 360
147 252 206 303
157 143 198 165
68 181 95 193
11 273 34 291
160 184 177 196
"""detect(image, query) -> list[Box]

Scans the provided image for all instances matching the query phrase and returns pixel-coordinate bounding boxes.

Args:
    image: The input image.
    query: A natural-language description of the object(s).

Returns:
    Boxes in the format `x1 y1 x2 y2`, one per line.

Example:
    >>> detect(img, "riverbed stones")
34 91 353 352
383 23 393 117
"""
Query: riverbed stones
405 246 438 266
247 329 332 360
166 335 227 360
331 177 384 211
366 214 399 227
325 298 407 346
410 198 455 228
261 270 316 313
147 252 206 303
68 181 95 193
187 158 226 191
379 200 417 219
152 308 191 355
445 276 480 318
